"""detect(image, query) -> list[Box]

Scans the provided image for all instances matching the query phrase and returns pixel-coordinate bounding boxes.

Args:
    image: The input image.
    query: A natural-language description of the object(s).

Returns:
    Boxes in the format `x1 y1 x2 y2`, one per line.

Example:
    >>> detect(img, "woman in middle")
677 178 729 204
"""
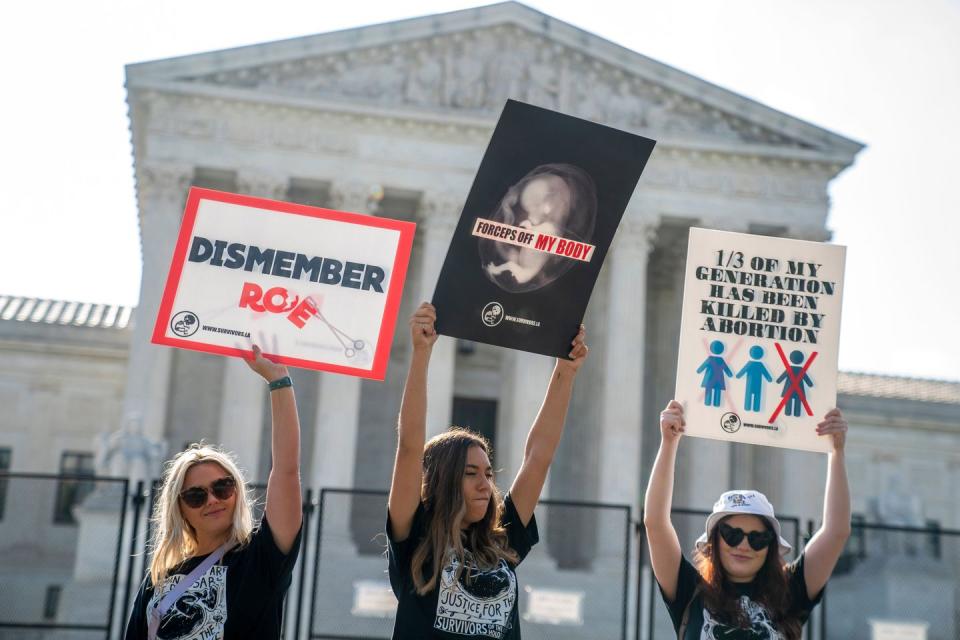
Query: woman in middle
386 302 588 640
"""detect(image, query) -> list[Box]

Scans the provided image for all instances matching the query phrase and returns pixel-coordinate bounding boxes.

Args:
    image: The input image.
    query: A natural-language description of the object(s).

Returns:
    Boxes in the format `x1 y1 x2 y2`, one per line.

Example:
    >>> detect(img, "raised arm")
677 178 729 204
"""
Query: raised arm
387 302 438 542
803 408 851 599
509 326 588 527
644 400 685 601
245 345 302 554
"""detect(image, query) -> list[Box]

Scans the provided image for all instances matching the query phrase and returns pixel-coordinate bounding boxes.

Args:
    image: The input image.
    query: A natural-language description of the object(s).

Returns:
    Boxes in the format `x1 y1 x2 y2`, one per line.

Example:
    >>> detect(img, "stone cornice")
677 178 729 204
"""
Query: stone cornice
132 82 855 173
125 3 862 159
0 337 129 361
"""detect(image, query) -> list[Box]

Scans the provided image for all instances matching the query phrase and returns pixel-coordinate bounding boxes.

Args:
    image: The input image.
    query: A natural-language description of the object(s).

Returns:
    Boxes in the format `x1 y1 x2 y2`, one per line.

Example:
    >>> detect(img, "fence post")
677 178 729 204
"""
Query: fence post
103 478 129 640
293 488 314 640
621 506 632 640
120 480 146 638
634 511 644 640
802 519 823 640
307 488 327 639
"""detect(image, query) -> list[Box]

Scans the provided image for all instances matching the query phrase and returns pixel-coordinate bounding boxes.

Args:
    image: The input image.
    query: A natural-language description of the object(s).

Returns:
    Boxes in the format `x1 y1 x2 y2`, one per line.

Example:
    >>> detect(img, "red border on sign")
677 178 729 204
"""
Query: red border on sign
151 187 416 381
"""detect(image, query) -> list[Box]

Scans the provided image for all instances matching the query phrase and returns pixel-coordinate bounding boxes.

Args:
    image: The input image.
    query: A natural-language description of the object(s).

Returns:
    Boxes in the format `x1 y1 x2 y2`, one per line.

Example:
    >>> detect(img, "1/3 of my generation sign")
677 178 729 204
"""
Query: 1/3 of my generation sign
674 228 846 453
152 188 415 380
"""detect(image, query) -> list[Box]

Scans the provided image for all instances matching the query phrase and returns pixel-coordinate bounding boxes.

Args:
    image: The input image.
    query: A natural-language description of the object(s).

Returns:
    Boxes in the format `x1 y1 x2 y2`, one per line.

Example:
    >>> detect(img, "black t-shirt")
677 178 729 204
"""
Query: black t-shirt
659 554 822 639
387 493 539 640
124 517 301 640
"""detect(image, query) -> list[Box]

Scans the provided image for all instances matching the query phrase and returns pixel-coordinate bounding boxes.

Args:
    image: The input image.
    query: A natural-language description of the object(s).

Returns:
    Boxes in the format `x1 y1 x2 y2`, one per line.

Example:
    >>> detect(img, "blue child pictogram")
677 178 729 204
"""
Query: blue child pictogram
697 340 733 407
736 345 773 412
776 349 814 417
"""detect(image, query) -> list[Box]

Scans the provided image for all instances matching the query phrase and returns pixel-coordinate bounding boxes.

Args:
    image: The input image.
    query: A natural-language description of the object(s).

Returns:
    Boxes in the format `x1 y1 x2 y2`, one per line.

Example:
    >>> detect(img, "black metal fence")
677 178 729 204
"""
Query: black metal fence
822 520 960 640
0 472 128 640
306 489 632 640
3 473 959 640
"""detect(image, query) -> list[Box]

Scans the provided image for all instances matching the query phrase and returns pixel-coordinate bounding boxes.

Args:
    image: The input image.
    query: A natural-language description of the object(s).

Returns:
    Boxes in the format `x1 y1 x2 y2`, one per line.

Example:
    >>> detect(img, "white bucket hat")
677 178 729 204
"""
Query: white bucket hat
695 490 792 556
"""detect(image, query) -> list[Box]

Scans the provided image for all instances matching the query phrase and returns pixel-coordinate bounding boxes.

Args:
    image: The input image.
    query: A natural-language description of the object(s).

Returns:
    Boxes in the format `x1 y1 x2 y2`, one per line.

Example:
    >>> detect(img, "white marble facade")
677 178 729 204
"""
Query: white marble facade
120 1 865 526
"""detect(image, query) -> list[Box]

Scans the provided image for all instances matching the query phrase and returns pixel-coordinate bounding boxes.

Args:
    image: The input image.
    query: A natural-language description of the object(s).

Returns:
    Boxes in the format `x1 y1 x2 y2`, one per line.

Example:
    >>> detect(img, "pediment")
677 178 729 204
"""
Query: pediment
127 3 862 159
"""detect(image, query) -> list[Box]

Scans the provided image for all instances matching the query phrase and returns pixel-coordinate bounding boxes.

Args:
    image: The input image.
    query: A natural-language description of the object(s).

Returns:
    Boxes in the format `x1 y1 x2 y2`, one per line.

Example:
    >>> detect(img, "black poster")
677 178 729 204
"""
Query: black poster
432 100 656 358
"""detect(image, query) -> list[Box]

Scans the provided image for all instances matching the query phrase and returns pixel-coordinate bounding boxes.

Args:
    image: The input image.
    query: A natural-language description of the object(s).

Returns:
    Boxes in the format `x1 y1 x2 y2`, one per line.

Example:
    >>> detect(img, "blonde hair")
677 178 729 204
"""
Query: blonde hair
148 444 254 585
411 428 519 595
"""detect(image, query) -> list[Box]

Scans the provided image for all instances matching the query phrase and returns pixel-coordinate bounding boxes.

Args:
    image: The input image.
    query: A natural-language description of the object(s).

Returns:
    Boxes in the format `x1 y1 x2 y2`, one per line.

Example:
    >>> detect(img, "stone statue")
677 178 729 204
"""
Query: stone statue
95 412 167 482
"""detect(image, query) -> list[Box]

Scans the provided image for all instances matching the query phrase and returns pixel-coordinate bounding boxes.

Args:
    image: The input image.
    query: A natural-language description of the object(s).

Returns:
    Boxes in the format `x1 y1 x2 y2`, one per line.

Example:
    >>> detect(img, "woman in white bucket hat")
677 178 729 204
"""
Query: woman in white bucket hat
644 400 850 639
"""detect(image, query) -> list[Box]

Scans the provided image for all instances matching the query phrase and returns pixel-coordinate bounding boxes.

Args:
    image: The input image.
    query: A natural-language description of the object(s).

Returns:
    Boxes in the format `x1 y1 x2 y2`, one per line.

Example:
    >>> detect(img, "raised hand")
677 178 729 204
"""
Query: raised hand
555 324 589 374
659 400 686 443
409 302 439 351
816 408 848 452
244 344 289 383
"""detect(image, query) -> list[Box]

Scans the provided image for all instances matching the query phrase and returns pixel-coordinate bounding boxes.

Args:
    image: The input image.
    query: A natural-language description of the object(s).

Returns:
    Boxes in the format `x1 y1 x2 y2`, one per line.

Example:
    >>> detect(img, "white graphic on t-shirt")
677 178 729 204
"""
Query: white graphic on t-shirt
434 550 516 638
149 565 227 640
701 595 781 639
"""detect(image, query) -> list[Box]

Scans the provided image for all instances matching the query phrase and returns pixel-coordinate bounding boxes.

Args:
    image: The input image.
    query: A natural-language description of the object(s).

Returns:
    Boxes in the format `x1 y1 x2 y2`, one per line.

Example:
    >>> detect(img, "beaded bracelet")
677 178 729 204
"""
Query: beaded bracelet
268 376 293 391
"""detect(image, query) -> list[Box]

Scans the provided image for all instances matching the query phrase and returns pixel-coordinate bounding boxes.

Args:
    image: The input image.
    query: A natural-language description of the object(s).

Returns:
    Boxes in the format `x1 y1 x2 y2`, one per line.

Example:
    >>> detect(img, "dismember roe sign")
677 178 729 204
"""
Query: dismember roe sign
675 228 846 453
152 188 415 380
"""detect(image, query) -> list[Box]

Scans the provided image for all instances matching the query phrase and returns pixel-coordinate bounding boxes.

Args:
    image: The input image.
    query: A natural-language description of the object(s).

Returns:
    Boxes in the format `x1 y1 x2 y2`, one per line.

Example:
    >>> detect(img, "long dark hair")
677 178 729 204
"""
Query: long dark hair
692 516 802 639
411 428 518 595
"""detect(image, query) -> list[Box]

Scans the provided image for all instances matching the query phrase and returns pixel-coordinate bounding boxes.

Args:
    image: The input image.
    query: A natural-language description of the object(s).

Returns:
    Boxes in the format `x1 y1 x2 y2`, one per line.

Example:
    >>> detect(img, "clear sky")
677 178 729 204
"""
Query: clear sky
1 0 957 381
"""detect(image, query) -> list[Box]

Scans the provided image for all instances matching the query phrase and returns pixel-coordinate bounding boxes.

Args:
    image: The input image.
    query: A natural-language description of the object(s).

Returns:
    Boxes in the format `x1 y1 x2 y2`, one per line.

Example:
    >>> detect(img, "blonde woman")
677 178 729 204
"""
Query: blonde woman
387 302 588 639
124 346 302 640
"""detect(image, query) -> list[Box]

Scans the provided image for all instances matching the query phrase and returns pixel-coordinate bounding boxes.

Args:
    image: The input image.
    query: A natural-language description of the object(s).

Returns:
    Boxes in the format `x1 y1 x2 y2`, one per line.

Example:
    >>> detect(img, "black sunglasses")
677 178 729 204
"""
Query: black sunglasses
717 522 776 551
179 476 237 509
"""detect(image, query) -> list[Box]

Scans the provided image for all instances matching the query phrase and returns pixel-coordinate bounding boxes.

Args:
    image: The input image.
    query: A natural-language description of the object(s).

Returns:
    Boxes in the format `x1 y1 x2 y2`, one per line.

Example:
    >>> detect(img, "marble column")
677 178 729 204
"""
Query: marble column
216 359 265 481
311 182 376 491
94 161 191 636
498 351 556 492
417 194 461 438
598 220 655 639
214 172 289 481
120 162 193 450
293 181 378 640
599 221 656 511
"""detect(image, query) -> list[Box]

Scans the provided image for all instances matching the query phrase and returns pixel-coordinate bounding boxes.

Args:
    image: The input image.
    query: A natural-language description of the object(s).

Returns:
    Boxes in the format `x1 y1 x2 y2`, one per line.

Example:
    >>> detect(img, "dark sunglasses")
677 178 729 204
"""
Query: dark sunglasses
179 476 237 509
717 522 776 551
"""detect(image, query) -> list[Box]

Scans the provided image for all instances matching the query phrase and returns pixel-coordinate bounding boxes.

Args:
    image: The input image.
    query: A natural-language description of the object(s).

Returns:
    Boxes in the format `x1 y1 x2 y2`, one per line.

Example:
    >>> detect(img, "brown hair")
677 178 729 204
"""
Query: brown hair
692 516 802 639
411 428 519 595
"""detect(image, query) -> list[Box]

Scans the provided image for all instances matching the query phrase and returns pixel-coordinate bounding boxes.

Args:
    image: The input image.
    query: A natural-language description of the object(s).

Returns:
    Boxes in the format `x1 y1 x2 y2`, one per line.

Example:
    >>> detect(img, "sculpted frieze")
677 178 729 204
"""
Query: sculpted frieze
639 150 829 204
179 25 807 149
146 96 356 155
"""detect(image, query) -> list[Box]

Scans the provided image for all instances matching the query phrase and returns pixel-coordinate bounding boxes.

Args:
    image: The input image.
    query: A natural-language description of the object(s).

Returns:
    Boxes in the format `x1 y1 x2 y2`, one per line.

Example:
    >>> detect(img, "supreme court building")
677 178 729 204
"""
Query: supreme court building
122 0 869 518
2 3 959 637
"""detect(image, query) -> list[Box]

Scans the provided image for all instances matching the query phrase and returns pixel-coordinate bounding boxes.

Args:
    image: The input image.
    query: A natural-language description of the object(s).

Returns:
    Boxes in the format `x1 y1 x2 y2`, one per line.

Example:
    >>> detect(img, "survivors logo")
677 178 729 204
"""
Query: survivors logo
720 412 741 433
481 302 504 327
170 311 200 337
479 302 541 329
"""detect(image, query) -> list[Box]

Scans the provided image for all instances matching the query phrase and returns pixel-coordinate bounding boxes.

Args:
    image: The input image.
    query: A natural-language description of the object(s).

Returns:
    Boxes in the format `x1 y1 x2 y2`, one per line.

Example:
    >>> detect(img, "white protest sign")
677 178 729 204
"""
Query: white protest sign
522 586 585 626
350 580 397 618
675 228 846 453
152 188 415 380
